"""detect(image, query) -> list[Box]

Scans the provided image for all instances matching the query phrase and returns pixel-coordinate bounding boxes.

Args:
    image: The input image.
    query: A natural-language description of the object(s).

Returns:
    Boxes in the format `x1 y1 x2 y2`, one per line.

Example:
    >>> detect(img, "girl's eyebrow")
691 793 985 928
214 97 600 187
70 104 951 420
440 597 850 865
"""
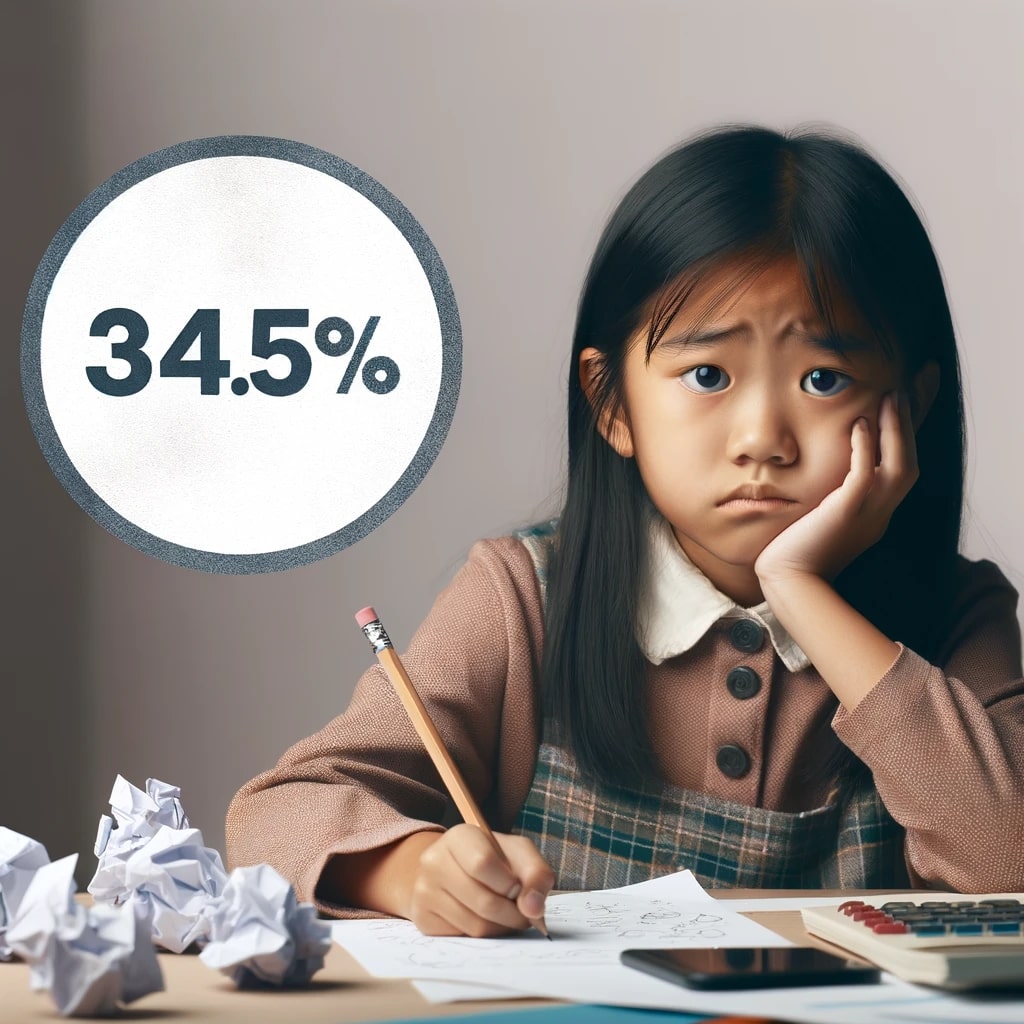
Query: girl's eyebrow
655 324 875 358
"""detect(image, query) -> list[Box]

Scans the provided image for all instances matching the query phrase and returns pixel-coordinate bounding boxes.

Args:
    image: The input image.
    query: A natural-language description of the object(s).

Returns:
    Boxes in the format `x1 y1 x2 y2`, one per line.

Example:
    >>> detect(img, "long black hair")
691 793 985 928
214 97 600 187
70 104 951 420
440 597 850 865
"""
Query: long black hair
540 124 966 789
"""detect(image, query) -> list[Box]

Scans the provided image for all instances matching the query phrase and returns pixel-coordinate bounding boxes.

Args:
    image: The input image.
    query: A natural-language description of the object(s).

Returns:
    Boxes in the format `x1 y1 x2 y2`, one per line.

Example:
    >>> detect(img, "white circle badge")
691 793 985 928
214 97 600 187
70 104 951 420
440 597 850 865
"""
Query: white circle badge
21 136 461 573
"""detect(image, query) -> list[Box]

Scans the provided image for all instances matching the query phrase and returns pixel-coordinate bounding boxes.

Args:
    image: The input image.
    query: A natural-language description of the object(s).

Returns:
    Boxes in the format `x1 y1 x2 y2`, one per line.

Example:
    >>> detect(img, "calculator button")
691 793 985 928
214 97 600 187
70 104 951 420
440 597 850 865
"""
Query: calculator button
990 922 1023 935
979 899 1021 907
951 924 984 935
839 901 867 914
908 924 949 935
852 909 887 922
871 922 909 934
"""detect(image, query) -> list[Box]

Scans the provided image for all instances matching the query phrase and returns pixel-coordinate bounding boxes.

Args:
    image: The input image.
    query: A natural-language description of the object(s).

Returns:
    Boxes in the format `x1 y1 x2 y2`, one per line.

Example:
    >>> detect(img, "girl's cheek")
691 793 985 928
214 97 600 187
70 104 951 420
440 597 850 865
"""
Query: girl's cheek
813 430 860 487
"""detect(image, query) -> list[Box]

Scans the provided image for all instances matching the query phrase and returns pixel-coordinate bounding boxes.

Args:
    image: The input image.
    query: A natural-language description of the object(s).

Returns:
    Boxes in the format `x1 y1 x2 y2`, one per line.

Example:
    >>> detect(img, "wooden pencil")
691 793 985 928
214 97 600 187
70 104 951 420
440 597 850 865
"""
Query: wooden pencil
355 605 550 940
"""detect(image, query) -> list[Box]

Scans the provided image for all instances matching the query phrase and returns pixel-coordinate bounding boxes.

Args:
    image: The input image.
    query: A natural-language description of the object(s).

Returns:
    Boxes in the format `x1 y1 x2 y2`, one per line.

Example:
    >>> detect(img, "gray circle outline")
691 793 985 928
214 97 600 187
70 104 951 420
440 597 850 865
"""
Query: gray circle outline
20 135 462 574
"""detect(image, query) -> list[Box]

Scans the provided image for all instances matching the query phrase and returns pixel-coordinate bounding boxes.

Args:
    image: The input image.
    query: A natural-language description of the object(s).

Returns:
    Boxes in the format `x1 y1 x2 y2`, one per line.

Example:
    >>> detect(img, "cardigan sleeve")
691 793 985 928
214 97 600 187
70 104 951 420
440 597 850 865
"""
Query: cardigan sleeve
223 536 545 917
832 558 1024 892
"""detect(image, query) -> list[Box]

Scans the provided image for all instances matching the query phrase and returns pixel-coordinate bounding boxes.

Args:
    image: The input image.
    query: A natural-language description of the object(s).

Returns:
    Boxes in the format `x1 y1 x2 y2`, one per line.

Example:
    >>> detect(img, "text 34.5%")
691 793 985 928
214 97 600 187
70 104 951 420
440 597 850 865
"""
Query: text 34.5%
86 308 401 398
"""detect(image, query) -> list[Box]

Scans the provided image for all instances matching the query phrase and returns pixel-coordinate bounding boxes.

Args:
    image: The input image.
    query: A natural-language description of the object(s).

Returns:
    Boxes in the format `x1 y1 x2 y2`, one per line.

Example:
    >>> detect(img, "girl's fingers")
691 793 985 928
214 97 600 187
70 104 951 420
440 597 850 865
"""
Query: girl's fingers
445 824 521 899
411 826 553 937
496 834 555 921
438 857 533 931
422 887 519 938
843 417 876 506
758 390 921 583
876 391 903 476
431 826 540 932
877 391 919 493
414 905 467 937
897 388 920 477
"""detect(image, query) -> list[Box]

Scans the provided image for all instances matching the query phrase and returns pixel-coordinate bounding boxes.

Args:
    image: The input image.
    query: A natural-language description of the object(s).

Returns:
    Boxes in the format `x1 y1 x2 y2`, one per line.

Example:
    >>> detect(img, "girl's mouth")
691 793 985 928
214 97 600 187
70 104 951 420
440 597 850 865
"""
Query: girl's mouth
718 497 797 513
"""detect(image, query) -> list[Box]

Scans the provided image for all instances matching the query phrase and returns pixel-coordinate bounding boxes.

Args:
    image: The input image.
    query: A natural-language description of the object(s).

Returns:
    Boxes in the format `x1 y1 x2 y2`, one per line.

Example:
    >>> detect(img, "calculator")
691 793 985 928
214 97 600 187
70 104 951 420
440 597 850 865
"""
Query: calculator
801 893 1024 990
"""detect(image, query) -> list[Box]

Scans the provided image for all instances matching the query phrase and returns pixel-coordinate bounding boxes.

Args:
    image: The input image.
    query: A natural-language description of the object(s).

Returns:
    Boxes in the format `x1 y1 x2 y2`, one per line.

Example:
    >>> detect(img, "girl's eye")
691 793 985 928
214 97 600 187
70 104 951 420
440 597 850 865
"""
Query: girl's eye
801 368 852 397
680 365 730 393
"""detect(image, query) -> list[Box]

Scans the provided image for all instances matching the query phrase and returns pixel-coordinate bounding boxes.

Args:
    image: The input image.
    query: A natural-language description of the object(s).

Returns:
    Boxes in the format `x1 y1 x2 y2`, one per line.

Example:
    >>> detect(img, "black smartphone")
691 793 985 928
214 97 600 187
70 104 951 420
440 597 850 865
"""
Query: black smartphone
620 946 880 990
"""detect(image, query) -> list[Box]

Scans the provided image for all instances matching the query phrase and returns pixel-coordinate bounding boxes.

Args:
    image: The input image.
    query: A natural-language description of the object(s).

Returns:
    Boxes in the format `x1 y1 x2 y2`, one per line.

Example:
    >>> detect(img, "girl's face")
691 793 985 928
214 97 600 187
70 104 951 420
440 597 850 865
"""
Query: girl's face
586 257 917 606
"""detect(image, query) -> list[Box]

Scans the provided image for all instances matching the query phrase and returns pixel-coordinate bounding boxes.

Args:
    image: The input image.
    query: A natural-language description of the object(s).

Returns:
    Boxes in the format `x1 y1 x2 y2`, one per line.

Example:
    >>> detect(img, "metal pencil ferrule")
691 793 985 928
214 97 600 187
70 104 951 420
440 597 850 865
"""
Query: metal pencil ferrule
360 620 393 653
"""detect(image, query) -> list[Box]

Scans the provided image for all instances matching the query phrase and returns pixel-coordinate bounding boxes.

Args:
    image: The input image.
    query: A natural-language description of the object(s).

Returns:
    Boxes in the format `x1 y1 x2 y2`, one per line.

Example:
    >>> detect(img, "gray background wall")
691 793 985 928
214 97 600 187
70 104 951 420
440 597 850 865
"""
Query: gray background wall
3 0 1022 886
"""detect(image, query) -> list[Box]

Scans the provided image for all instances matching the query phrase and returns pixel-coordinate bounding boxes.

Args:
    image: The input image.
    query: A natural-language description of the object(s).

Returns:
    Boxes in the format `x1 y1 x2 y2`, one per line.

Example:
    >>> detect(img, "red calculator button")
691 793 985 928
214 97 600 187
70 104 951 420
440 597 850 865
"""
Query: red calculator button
852 910 887 922
871 922 909 934
839 901 867 914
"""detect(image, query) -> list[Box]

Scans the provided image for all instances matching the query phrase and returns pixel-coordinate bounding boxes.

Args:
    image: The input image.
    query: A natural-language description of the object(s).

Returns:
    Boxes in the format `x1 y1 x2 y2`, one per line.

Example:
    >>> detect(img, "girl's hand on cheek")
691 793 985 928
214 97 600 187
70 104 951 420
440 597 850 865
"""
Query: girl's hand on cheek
755 391 917 586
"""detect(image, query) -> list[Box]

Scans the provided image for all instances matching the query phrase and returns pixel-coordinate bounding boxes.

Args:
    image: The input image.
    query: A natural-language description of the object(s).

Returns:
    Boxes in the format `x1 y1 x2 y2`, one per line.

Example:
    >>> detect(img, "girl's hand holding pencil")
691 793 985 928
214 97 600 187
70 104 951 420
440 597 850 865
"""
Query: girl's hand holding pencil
323 828 554 938
403 824 554 938
355 607 554 938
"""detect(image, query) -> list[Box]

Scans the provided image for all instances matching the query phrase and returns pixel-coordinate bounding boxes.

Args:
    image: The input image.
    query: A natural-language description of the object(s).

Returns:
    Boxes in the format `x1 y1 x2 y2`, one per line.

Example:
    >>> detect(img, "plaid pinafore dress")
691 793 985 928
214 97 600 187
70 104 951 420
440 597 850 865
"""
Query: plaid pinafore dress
511 520 907 891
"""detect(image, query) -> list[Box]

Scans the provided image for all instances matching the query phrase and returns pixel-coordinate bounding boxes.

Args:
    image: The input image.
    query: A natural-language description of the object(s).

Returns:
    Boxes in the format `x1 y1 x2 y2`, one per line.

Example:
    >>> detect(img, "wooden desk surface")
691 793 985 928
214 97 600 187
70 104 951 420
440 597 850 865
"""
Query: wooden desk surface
0 890 860 1022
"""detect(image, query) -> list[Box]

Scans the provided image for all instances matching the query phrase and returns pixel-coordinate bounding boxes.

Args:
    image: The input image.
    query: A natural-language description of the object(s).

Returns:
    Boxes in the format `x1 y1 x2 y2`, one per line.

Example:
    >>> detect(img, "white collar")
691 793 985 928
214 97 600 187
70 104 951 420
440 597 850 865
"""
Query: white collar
637 513 811 672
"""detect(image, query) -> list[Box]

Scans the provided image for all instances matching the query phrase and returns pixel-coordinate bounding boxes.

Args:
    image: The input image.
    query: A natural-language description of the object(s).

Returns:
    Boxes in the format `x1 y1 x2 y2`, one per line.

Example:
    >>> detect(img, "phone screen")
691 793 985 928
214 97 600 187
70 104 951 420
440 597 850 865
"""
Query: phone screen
620 946 880 990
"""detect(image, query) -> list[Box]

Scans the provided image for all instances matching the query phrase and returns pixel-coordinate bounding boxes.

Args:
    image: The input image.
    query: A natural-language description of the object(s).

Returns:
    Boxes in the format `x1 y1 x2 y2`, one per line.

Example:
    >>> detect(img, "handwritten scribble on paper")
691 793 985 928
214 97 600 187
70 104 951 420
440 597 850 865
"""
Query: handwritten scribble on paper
336 892 784 978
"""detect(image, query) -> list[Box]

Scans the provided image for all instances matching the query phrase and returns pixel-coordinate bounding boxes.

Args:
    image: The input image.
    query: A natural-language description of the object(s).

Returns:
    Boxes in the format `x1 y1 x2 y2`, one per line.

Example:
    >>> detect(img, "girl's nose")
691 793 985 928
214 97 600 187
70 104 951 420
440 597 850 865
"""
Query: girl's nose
726 393 798 466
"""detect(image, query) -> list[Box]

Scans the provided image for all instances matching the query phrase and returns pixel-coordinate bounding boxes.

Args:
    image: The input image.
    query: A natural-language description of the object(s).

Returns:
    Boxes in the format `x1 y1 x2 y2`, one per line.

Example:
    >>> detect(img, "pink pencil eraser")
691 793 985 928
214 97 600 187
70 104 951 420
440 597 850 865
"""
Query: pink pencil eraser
355 606 379 628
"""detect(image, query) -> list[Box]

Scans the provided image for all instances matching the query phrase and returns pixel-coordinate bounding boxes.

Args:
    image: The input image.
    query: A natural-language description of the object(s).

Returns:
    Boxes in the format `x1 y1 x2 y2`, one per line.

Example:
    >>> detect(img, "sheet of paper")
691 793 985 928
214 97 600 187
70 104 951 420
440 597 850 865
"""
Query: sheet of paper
411 978 535 1003
478 963 1024 1024
407 869 713 1001
334 868 1024 1021
710 888 973 914
594 869 712 901
332 889 790 984
408 963 1024 1022
713 895 852 912
608 868 853 911
642 871 865 912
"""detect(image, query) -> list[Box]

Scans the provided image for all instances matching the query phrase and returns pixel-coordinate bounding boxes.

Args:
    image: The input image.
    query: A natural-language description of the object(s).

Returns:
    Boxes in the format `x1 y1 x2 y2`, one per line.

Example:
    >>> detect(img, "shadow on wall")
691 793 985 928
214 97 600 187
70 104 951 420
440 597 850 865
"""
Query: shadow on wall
2 2 94 887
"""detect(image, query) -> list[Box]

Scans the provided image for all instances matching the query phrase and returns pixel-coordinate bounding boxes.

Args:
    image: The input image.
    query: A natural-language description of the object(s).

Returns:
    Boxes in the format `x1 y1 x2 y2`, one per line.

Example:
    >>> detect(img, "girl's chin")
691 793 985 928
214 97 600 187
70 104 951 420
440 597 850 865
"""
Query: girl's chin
699 532 792 564
674 541 772 580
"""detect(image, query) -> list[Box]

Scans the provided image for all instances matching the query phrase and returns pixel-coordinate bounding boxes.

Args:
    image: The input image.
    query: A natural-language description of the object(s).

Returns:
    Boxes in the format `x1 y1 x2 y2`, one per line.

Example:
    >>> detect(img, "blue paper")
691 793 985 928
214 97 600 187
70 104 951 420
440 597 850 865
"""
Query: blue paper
374 1004 716 1023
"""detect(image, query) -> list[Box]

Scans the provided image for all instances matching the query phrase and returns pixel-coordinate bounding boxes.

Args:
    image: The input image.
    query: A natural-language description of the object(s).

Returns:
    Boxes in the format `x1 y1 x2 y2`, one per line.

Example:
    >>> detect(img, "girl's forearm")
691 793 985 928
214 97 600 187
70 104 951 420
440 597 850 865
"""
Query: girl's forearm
758 572 900 711
317 831 441 918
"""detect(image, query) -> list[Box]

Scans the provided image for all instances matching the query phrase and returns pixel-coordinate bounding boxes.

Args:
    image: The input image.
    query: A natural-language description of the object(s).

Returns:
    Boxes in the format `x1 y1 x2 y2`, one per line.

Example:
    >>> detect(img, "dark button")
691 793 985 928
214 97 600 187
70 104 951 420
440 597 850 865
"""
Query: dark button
729 619 764 653
716 744 751 779
726 666 761 700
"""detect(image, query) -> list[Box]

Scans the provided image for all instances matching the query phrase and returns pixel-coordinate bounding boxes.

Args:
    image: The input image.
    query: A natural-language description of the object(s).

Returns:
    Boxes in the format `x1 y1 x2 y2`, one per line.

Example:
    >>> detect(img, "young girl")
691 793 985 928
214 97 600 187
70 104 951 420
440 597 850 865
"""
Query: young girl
226 124 1024 938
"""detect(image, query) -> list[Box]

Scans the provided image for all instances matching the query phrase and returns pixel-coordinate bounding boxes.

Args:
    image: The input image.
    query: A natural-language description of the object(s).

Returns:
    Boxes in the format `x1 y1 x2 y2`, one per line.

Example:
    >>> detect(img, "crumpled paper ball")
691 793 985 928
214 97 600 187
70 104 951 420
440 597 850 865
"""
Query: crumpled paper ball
199 863 332 987
0 826 51 960
89 774 330 987
119 825 229 953
6 854 164 1017
88 775 190 904
89 776 228 953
